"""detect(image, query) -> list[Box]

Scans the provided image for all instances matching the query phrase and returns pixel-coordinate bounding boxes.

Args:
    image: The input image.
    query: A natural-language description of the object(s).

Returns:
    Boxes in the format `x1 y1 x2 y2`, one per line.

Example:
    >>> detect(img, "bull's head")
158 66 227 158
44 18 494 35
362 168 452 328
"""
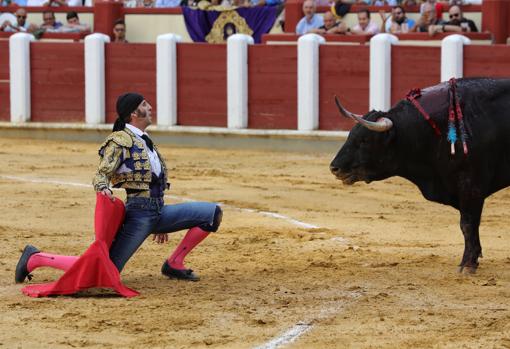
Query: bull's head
330 96 397 185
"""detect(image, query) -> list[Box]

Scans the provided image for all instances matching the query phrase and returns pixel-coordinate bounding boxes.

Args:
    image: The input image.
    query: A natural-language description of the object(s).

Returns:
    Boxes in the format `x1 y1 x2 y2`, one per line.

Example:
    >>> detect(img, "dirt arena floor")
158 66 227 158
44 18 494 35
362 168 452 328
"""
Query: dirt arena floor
1 136 509 349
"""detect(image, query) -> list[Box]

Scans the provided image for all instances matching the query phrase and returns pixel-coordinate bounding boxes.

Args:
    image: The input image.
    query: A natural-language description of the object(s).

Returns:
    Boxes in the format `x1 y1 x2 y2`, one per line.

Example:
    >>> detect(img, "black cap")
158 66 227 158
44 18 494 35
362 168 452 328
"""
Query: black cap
113 92 144 131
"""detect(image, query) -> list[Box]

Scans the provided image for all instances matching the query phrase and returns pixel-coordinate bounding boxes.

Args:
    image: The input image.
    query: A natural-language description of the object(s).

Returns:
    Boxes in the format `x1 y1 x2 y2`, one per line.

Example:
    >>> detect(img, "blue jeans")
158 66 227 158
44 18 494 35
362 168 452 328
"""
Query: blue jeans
109 197 218 272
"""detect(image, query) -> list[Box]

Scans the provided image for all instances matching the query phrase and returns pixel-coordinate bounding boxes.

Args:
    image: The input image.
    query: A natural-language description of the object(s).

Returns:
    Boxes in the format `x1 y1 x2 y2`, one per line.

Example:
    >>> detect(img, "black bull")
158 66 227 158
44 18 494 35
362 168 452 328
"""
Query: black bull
330 78 510 272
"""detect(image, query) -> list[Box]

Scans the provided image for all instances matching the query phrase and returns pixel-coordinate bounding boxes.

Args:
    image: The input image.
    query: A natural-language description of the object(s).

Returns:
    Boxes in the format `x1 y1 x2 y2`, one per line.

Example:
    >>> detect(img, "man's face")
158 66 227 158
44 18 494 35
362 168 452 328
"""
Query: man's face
357 12 369 28
113 24 125 39
16 9 27 26
393 8 404 22
302 1 315 18
43 13 55 27
134 100 153 128
323 13 335 29
449 6 462 24
67 17 79 25
423 3 436 24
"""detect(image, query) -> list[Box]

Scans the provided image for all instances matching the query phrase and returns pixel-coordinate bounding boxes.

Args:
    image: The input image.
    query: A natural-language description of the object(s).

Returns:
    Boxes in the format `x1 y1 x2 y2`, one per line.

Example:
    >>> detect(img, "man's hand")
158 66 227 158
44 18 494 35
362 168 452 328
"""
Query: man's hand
153 233 169 244
100 188 115 201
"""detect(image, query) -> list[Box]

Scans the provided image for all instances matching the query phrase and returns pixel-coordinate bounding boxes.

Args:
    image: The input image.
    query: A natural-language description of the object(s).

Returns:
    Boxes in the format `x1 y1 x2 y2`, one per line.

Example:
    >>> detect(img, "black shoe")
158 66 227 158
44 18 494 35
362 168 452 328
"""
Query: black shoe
161 261 200 281
15 245 40 283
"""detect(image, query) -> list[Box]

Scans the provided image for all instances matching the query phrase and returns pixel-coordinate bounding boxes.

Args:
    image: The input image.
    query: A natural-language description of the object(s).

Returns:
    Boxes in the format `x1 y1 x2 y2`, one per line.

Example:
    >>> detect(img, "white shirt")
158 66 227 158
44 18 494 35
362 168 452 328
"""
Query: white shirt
123 124 162 176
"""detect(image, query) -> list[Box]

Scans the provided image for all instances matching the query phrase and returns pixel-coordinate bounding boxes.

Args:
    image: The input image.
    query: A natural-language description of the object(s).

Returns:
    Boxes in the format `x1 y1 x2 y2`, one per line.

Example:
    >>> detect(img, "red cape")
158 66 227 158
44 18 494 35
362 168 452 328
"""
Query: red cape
22 193 139 298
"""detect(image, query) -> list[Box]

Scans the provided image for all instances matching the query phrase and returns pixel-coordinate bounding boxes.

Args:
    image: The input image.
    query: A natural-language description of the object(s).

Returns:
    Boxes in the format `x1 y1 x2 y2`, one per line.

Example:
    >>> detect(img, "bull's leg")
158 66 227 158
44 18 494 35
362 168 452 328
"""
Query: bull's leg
458 199 484 273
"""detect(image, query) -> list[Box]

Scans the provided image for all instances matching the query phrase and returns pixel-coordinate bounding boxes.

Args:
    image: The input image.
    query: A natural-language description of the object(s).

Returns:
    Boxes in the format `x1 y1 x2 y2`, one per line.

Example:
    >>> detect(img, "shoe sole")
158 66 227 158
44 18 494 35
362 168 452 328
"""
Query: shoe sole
15 245 39 283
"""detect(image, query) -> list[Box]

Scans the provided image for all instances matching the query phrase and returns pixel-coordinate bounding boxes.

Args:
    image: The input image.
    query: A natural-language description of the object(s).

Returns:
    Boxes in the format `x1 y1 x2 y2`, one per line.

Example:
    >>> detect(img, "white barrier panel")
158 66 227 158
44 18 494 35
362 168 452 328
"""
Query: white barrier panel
441 34 471 82
227 34 254 129
9 33 34 123
85 33 110 124
297 34 325 131
157 33 182 126
369 33 398 112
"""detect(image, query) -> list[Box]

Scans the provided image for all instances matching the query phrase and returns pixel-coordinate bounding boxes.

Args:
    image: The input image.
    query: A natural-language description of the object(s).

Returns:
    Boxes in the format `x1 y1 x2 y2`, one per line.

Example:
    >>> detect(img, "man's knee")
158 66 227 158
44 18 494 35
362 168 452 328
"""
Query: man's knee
200 205 222 232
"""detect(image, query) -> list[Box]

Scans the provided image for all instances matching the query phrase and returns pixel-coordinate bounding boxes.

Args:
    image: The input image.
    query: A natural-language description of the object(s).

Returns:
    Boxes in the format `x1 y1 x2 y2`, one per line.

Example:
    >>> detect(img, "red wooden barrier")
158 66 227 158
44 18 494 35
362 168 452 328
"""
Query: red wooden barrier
105 43 157 124
30 42 85 122
261 33 372 44
319 45 370 130
248 45 297 129
177 43 227 127
464 45 510 77
0 41 9 121
391 45 441 106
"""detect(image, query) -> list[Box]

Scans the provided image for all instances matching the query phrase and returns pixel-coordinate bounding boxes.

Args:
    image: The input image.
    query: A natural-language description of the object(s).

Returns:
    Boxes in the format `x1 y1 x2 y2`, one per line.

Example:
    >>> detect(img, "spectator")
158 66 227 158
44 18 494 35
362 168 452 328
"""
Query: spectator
380 6 415 33
61 11 90 32
142 0 155 7
413 1 442 32
40 11 63 31
1 0 28 5
420 0 445 21
428 4 478 35
251 0 283 6
310 11 347 35
350 8 379 35
28 0 67 5
112 18 128 43
1 8 33 32
295 0 324 35
155 0 180 7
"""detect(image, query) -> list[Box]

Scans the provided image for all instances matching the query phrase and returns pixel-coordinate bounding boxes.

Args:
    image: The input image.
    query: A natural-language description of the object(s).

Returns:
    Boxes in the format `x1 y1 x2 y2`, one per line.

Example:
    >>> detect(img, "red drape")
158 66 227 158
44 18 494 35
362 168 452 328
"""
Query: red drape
22 193 139 298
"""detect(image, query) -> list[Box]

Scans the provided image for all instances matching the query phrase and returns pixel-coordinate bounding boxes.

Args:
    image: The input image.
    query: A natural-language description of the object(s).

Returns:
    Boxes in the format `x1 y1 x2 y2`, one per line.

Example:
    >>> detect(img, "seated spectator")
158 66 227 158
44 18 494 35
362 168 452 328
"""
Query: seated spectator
60 11 90 32
413 1 442 32
40 11 63 32
310 11 347 35
428 4 478 35
420 0 445 21
112 18 128 43
155 0 180 7
1 8 35 32
28 0 67 5
251 0 283 6
142 0 155 7
374 0 397 6
296 0 324 35
350 8 379 35
380 6 415 33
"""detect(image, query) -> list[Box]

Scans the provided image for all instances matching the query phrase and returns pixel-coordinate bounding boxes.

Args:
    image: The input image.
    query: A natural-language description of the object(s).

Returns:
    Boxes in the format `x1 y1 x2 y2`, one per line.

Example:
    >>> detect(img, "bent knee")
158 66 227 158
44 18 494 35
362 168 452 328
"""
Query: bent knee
200 205 222 232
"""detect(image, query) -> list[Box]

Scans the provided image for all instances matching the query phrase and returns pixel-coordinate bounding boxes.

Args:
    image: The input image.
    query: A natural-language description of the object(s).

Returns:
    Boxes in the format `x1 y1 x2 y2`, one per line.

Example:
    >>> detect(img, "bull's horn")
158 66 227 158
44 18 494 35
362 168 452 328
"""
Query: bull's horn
334 95 393 132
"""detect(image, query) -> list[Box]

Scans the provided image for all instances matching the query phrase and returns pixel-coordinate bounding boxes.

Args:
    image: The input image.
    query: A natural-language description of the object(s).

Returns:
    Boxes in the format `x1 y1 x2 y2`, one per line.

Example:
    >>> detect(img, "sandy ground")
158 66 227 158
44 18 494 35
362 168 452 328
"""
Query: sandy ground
0 137 509 349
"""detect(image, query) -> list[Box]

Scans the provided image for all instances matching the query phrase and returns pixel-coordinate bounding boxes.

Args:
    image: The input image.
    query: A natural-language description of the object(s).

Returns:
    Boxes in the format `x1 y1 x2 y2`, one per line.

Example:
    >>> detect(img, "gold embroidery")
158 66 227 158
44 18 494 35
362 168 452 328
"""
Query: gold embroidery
205 11 253 44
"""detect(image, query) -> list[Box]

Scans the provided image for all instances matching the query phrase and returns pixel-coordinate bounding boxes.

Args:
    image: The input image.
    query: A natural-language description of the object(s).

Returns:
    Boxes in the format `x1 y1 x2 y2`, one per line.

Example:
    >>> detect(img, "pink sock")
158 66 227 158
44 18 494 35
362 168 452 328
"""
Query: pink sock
167 227 209 270
27 252 79 273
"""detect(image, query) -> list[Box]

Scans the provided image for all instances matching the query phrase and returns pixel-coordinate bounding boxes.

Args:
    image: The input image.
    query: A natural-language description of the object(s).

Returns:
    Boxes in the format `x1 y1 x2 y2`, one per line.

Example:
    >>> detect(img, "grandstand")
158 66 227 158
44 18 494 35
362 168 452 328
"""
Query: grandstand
0 0 509 135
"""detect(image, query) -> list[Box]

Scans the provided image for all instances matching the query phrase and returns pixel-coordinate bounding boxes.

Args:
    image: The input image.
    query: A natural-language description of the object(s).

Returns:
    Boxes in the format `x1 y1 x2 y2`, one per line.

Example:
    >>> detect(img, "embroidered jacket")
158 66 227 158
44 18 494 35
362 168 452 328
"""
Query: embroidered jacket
92 128 169 193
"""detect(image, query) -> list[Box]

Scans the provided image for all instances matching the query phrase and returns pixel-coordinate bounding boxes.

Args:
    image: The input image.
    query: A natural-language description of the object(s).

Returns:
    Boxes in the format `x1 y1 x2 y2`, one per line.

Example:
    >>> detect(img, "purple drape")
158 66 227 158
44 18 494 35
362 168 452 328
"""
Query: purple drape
182 6 277 44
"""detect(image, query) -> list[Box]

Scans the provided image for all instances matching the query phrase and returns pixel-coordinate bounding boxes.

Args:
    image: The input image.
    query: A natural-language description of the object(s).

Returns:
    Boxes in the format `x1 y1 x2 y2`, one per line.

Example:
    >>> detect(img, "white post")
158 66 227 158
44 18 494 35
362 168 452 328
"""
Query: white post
297 33 325 131
85 33 110 124
9 33 34 123
369 33 398 112
157 33 182 126
227 34 254 129
441 34 471 82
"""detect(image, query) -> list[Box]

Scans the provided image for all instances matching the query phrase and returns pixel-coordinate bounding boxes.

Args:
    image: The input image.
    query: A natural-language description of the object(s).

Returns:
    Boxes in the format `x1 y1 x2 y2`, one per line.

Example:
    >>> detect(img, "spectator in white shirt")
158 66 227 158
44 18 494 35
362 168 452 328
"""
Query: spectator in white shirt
350 8 380 35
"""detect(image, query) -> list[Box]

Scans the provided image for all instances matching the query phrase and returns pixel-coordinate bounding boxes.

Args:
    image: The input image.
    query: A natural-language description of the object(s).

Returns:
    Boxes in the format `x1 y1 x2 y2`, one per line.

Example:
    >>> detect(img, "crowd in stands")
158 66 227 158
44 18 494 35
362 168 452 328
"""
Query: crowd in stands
296 0 479 36
0 9 90 35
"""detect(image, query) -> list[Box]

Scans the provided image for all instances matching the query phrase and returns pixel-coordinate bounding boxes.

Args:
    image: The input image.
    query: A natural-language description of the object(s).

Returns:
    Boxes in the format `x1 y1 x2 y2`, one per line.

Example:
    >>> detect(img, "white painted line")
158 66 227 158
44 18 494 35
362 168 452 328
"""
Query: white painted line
254 323 313 349
0 175 321 230
253 292 362 349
